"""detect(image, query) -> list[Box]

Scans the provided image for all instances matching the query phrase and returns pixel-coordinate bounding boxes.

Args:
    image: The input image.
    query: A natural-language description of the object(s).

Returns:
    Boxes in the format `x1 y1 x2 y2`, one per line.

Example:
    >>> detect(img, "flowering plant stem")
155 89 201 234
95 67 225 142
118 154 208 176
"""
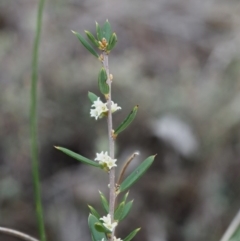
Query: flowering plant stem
30 0 46 240
59 21 155 241
102 52 116 240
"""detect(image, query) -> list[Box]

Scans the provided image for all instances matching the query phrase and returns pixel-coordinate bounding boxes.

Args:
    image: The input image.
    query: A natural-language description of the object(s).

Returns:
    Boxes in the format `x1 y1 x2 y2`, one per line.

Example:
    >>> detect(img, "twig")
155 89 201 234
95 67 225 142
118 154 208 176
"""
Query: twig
219 209 240 241
0 227 39 241
117 152 139 185
30 0 47 240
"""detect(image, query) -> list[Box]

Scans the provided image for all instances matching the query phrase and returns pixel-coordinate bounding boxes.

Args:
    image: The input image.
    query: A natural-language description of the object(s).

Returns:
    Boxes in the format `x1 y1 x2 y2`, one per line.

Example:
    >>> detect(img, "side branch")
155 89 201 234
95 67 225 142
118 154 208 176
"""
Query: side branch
0 227 39 241
117 152 139 185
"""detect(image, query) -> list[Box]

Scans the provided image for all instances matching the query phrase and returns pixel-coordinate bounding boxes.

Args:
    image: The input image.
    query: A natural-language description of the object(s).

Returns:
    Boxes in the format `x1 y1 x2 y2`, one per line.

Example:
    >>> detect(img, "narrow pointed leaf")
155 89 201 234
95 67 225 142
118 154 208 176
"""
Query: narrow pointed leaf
119 155 156 192
72 31 99 58
88 92 99 103
114 105 138 136
107 33 117 51
98 68 109 95
121 200 133 220
88 205 101 219
114 201 125 221
85 30 99 47
96 22 103 41
99 191 109 213
123 228 141 241
102 20 112 41
88 214 107 241
55 146 100 167
230 226 240 241
122 191 129 203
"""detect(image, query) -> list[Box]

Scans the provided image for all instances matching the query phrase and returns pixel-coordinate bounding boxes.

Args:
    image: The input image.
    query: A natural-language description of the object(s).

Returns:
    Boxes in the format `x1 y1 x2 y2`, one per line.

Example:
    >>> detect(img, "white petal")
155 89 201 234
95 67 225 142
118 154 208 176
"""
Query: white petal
111 101 121 113
90 108 99 120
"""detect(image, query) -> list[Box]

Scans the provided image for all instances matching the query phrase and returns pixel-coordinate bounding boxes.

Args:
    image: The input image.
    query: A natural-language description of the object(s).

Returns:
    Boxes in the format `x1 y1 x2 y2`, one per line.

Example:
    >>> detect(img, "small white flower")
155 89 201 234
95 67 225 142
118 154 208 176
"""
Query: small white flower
95 152 117 170
90 98 108 120
91 98 104 109
90 98 121 120
95 151 109 164
100 214 118 232
111 101 121 113
105 157 117 169
90 108 100 120
113 237 122 241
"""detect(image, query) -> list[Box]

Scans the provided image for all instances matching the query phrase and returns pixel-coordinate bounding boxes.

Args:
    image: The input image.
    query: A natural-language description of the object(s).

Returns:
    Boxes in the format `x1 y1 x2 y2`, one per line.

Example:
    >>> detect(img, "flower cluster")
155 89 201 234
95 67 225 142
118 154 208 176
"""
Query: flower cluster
90 98 121 120
95 151 117 170
100 214 118 232
101 237 122 241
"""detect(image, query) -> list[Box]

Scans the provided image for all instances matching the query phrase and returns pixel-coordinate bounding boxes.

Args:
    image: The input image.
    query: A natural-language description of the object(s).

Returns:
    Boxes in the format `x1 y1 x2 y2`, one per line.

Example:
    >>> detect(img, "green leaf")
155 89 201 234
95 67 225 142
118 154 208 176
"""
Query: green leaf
88 205 101 219
230 226 240 241
55 146 100 168
121 200 133 220
85 30 99 47
98 68 109 95
99 191 109 213
114 201 125 221
88 92 99 103
122 191 129 203
107 33 118 51
94 222 111 233
96 22 103 41
72 31 99 58
123 228 141 241
88 214 107 241
102 20 112 41
119 155 156 192
114 105 138 136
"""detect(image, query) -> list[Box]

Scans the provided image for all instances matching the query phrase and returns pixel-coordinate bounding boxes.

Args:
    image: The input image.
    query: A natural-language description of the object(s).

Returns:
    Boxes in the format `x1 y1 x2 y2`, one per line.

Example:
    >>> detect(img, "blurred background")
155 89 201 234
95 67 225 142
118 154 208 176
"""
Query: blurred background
0 0 240 241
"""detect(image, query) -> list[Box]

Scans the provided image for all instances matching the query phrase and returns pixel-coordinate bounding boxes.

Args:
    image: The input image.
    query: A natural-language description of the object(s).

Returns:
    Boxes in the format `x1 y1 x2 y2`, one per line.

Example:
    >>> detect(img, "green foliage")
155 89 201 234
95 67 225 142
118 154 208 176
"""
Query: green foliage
119 155 156 192
230 226 240 241
31 0 47 240
107 33 118 51
88 214 107 241
114 201 125 221
122 191 129 203
123 228 141 241
96 22 103 41
98 68 109 95
85 30 99 47
114 194 133 221
94 222 111 233
88 205 101 219
96 20 113 41
102 20 112 42
88 92 99 103
55 146 100 167
120 200 133 220
99 191 109 213
114 106 138 136
72 31 99 58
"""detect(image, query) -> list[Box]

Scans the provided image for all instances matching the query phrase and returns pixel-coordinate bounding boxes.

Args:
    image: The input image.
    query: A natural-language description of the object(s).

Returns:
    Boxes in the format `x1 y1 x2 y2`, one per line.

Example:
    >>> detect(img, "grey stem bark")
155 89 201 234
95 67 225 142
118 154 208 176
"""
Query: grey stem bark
102 52 116 241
